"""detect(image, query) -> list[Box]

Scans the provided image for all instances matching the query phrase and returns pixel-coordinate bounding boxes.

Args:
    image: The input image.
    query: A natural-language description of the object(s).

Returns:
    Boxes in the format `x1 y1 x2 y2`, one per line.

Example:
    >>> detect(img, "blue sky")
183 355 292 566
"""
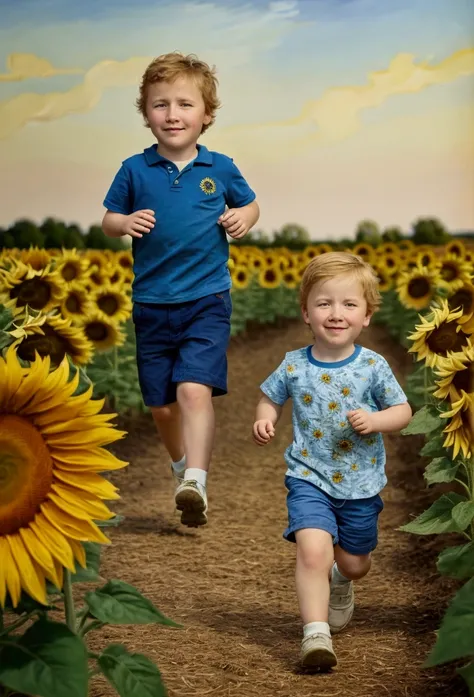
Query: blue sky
0 0 472 236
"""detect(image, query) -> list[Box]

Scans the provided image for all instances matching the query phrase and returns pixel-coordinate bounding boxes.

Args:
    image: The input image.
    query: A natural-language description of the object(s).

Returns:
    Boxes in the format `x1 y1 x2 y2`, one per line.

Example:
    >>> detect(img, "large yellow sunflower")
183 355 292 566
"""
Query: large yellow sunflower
437 253 472 293
445 239 467 259
352 243 375 264
115 249 133 271
19 247 53 271
78 313 126 352
447 282 474 334
60 282 95 323
374 265 393 293
0 262 66 313
258 265 283 289
0 346 127 607
408 300 472 369
10 311 94 367
231 265 251 290
55 249 90 287
433 344 473 408
396 265 440 311
92 286 132 324
440 398 473 459
282 269 299 289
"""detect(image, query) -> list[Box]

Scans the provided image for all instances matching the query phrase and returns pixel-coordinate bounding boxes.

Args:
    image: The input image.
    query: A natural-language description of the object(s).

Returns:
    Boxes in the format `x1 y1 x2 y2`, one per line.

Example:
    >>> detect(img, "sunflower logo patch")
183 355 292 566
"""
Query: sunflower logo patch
200 177 216 195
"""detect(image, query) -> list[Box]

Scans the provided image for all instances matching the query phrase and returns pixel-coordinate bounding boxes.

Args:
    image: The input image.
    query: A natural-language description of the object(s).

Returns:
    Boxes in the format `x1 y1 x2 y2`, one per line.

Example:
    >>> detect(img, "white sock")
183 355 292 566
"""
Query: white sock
171 455 186 475
332 563 350 584
184 468 207 488
303 621 330 638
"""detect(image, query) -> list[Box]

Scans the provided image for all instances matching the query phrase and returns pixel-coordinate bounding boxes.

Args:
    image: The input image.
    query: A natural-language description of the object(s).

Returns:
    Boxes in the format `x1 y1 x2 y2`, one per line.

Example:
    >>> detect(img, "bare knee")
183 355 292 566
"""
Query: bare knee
151 404 177 424
335 548 371 580
296 530 334 575
177 382 212 410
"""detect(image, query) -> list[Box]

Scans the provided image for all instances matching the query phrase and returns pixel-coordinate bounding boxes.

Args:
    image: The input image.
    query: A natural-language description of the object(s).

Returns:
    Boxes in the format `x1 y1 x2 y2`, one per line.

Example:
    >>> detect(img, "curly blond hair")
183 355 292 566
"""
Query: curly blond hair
299 252 381 315
136 52 220 134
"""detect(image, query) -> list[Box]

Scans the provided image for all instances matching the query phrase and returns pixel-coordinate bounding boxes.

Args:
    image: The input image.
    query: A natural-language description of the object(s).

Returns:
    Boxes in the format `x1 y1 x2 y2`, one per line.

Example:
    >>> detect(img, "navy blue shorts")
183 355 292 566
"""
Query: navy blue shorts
132 291 232 407
283 475 384 555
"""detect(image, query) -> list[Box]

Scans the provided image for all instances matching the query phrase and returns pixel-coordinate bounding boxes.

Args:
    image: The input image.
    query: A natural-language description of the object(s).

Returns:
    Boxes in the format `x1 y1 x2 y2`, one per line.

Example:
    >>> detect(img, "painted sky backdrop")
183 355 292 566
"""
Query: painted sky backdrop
0 0 473 240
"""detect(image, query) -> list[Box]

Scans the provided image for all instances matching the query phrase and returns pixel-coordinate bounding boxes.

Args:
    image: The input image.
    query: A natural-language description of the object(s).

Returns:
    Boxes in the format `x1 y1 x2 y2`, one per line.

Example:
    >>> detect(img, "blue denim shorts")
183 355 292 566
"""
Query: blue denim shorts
133 291 232 407
283 475 384 555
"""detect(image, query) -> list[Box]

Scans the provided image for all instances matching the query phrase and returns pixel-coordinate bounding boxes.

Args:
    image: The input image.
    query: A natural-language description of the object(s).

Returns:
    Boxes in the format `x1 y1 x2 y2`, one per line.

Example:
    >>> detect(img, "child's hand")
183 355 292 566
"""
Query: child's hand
218 208 252 239
253 419 275 446
347 409 376 435
122 210 156 238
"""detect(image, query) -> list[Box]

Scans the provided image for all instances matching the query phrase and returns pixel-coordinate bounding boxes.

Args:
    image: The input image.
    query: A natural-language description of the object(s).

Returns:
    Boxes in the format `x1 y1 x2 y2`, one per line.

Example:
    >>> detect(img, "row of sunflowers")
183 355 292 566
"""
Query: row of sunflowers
0 237 472 695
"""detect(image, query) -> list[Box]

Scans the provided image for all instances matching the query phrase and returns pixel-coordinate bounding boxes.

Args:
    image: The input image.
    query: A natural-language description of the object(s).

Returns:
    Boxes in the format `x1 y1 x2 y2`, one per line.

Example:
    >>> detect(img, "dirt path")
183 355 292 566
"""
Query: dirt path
89 322 467 697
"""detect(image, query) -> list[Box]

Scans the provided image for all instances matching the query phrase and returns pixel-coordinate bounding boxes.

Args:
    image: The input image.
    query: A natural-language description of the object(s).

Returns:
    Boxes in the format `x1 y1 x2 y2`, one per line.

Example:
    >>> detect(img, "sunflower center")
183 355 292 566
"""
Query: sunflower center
16 326 70 365
448 289 474 315
265 270 276 283
65 293 82 313
408 277 431 299
85 321 109 341
98 295 119 316
440 263 458 282
0 415 53 535
427 325 469 356
11 279 52 310
62 262 79 282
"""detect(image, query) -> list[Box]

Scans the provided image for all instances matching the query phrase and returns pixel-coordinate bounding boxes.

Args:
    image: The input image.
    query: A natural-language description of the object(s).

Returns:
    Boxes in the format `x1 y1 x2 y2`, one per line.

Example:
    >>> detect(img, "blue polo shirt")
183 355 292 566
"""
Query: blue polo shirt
103 144 256 303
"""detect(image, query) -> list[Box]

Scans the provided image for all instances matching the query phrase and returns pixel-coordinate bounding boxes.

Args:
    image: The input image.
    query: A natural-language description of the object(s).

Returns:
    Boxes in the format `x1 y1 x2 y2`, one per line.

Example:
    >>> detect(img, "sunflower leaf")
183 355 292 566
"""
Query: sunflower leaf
420 434 449 458
98 644 167 697
424 457 460 485
401 404 442 435
70 542 102 583
424 579 474 667
96 514 125 528
437 543 474 580
451 501 474 531
85 580 181 627
0 618 88 697
457 661 474 693
399 492 465 535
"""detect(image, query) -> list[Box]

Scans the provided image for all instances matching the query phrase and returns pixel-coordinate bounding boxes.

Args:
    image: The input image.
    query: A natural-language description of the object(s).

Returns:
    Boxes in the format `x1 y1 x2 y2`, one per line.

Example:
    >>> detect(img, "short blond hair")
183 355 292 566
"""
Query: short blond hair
299 251 381 314
136 52 220 134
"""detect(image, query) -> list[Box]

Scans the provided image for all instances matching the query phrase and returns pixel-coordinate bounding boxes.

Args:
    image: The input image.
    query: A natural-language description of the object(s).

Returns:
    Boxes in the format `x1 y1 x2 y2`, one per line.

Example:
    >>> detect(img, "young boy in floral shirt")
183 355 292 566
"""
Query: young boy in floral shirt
253 252 412 670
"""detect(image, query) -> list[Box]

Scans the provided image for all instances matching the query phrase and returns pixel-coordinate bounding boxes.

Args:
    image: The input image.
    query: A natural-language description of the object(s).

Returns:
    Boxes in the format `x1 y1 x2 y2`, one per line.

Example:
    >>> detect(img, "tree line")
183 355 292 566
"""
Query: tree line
0 215 466 251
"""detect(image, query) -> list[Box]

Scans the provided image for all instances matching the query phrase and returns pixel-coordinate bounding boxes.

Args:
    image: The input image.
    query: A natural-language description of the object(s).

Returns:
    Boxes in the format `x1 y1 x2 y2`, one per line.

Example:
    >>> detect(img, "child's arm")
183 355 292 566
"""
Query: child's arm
218 200 260 240
102 210 156 239
348 402 412 436
253 394 283 446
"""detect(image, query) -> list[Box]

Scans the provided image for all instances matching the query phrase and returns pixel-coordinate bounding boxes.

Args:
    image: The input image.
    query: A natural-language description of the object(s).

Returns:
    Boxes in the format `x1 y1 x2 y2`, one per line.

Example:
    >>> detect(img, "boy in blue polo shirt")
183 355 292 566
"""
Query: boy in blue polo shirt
253 253 412 670
102 52 259 527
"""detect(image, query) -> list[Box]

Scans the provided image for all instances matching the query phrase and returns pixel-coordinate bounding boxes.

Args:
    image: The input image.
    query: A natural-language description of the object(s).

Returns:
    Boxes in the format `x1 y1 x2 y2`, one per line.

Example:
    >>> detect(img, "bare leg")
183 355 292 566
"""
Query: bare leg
176 382 214 471
334 546 372 580
295 529 334 624
150 402 184 463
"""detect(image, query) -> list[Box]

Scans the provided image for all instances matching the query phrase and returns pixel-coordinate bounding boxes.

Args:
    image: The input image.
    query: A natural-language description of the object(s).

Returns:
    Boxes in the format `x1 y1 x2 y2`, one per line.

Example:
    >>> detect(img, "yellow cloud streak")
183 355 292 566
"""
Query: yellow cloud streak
223 47 474 145
0 53 84 82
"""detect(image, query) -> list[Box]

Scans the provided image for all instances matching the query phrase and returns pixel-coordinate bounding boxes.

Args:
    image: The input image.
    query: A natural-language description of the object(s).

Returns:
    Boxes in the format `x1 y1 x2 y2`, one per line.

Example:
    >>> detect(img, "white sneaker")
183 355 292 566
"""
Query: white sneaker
328 568 354 634
175 480 208 527
170 464 184 487
301 633 337 670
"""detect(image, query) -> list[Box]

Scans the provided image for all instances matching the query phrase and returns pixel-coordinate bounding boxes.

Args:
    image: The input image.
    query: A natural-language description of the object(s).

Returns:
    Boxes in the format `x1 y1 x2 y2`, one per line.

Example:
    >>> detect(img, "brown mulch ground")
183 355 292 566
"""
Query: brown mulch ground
88 321 468 697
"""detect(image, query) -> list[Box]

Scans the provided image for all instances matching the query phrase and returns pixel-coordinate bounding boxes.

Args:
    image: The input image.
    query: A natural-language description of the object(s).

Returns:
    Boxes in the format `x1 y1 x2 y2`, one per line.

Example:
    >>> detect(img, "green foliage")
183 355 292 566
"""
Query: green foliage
382 226 404 243
355 219 382 247
412 217 451 245
0 532 177 697
1 218 127 250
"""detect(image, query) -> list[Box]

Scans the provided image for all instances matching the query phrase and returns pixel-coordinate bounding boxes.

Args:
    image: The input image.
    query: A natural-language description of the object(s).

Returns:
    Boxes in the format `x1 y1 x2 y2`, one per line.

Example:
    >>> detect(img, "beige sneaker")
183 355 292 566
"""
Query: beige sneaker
175 480 208 527
301 633 337 670
328 573 354 634
170 464 184 487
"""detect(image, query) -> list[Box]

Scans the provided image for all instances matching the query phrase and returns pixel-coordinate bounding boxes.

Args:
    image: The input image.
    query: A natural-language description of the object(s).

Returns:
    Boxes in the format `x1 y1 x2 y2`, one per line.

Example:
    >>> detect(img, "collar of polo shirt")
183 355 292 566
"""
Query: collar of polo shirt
143 143 213 167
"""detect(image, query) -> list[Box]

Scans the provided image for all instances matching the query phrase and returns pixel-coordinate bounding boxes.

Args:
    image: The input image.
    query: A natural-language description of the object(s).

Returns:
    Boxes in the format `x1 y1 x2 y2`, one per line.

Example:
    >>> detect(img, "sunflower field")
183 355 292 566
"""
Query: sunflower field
0 236 473 695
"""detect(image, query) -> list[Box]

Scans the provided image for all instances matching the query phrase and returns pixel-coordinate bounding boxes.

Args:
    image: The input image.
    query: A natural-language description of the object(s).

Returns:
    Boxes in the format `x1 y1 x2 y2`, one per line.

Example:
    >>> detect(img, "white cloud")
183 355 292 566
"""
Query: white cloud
268 1 299 18
0 53 84 82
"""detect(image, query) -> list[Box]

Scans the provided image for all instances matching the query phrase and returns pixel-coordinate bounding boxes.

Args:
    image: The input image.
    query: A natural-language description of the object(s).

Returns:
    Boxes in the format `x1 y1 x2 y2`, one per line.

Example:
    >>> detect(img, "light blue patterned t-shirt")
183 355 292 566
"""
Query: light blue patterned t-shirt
260 344 408 499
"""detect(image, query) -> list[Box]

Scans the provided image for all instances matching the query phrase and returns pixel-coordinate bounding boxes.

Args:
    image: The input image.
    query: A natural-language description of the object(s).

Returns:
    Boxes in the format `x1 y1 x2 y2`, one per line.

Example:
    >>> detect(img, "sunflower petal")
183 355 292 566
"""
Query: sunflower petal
1 537 22 608
30 515 75 572
49 486 114 520
51 447 127 471
53 469 119 500
7 534 47 605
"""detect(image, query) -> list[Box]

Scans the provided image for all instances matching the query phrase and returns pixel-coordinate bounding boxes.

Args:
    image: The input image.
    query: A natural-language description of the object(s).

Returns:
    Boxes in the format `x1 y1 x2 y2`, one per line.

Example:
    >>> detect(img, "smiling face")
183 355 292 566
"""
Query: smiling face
145 76 212 161
302 273 372 360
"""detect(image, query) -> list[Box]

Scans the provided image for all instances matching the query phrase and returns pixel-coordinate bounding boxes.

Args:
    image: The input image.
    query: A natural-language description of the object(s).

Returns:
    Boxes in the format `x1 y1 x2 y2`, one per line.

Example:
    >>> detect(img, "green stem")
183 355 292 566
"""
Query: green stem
63 569 76 634
0 611 38 636
80 620 103 637
76 612 89 635
454 477 472 498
